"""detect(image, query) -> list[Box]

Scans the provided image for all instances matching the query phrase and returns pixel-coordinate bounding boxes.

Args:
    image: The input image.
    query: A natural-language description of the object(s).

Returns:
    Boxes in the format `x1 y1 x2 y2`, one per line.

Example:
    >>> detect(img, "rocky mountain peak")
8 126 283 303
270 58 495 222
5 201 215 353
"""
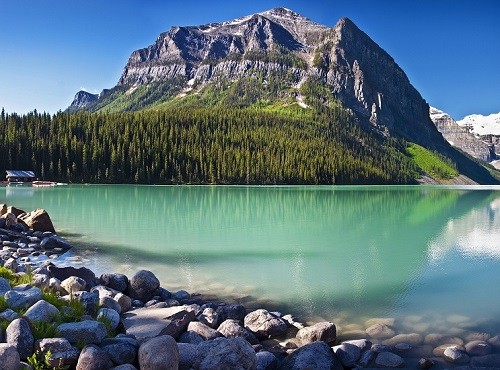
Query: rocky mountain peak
68 90 98 112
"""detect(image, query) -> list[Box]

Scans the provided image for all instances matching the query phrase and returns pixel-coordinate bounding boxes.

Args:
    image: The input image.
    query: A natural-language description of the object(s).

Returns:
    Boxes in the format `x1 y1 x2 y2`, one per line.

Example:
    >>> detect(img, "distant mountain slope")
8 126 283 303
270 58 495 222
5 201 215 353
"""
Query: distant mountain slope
430 107 495 162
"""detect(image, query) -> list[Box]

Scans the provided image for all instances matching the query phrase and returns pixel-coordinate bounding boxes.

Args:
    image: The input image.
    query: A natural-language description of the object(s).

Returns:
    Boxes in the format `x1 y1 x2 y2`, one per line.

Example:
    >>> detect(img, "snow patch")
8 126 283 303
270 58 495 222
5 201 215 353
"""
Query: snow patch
457 112 500 135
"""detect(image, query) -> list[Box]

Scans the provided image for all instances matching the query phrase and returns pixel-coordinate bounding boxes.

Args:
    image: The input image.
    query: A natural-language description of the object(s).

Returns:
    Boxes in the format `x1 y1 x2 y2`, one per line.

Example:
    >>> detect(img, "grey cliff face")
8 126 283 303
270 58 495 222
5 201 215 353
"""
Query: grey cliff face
430 107 496 162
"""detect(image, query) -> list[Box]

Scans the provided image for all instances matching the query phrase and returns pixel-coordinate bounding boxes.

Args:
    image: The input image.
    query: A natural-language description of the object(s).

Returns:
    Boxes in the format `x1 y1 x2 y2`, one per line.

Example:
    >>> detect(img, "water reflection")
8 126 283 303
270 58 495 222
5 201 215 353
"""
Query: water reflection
2 185 500 331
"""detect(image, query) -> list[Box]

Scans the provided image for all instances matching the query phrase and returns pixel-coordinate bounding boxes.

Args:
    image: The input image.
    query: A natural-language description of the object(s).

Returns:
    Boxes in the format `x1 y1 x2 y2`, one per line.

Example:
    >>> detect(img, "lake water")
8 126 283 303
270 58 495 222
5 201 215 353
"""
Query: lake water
2 184 500 338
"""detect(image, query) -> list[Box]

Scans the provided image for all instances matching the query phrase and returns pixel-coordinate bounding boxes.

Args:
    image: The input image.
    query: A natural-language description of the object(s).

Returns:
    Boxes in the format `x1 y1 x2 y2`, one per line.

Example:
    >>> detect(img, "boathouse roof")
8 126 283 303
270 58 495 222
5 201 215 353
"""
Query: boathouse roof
6 170 36 178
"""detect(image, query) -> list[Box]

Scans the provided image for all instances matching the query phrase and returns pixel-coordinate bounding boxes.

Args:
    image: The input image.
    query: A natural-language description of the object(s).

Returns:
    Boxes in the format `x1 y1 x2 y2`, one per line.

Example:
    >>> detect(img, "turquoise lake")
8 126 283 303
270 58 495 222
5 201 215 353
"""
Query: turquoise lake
2 184 500 337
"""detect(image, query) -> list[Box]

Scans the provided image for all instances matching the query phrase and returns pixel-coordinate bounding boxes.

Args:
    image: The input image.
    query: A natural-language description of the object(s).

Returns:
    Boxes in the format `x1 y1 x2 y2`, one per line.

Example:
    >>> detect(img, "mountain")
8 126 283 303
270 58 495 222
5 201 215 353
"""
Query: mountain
68 90 99 112
67 8 500 184
457 112 500 136
430 107 496 162
70 8 443 145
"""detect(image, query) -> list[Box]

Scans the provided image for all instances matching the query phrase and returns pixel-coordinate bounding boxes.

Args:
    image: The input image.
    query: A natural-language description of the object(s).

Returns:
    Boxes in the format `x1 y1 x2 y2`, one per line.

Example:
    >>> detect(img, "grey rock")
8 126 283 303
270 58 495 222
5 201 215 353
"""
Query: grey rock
296 321 336 345
424 333 464 346
383 333 423 346
418 357 435 369
102 342 137 365
35 338 80 367
91 285 117 298
358 349 375 367
443 346 470 364
76 344 112 370
127 270 160 302
198 307 219 328
114 293 132 313
278 341 342 370
256 350 278 370
332 343 361 367
18 209 56 233
365 323 395 339
0 344 21 370
4 258 18 271
394 342 412 351
99 296 122 314
179 331 205 345
173 290 190 302
138 335 179 370
6 318 34 360
342 338 372 351
56 320 107 345
465 332 492 342
281 314 305 330
0 308 19 322
48 265 96 288
217 319 259 345
489 335 500 348
61 276 86 294
216 303 247 322
178 342 197 368
470 354 500 367
195 336 256 370
375 351 405 368
23 299 59 323
40 236 72 251
122 306 195 342
465 340 492 356
0 277 11 295
73 290 100 316
32 273 49 288
100 273 128 292
433 344 465 357
244 309 287 338
48 277 63 293
4 288 42 310
187 321 222 341
97 308 121 330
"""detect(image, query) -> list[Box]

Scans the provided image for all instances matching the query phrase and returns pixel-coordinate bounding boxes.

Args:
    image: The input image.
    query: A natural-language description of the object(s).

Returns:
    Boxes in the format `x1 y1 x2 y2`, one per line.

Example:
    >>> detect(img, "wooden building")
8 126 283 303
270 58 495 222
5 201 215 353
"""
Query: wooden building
5 170 36 183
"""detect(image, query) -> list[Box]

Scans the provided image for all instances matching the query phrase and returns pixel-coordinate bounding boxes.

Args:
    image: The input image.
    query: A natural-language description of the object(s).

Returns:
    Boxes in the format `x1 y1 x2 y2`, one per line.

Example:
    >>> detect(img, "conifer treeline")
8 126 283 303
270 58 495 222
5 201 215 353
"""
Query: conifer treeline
0 108 418 184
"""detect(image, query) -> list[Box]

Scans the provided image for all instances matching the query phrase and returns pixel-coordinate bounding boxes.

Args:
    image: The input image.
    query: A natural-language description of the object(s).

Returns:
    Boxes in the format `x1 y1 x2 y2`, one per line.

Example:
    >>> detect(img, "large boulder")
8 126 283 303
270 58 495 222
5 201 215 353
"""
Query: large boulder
278 341 342 370
178 343 197 369
23 299 59 323
332 343 361 367
122 306 195 342
100 273 128 292
244 309 287 338
216 304 247 322
101 339 138 366
198 307 219 329
374 352 405 368
0 344 21 370
0 277 12 296
61 276 87 294
296 322 336 345
195 337 256 370
97 308 121 330
187 321 222 341
127 270 160 303
56 320 107 345
18 209 56 233
6 318 34 360
35 338 80 367
217 319 259 345
48 265 96 288
138 335 179 370
40 235 72 251
76 344 112 370
7 206 25 217
5 287 42 310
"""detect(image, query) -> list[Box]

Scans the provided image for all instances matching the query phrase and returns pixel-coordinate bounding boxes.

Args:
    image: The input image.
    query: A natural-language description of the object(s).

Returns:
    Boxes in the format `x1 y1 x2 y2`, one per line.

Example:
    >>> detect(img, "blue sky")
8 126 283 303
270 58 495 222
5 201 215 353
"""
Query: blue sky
1 0 499 119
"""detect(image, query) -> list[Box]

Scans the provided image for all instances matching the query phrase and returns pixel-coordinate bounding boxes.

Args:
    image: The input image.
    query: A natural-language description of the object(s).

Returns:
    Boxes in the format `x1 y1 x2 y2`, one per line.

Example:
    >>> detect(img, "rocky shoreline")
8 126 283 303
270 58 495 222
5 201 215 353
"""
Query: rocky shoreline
1 205 500 369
